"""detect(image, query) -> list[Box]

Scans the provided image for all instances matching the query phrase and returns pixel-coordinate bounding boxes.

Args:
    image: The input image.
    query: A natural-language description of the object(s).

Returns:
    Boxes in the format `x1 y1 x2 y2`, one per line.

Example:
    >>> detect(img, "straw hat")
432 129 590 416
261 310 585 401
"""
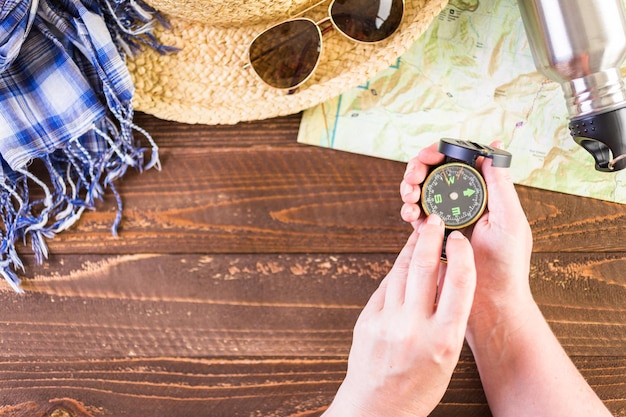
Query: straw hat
127 0 449 125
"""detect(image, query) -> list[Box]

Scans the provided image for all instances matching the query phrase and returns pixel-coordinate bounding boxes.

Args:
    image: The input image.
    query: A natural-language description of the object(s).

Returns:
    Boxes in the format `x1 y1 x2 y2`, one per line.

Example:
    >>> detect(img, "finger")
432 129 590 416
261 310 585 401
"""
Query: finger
403 142 443 188
360 231 419 314
359 280 388 318
401 142 445 225
400 179 421 204
404 214 445 314
400 202 422 223
481 155 526 223
403 157 430 189
382 231 420 308
435 231 476 330
418 142 446 166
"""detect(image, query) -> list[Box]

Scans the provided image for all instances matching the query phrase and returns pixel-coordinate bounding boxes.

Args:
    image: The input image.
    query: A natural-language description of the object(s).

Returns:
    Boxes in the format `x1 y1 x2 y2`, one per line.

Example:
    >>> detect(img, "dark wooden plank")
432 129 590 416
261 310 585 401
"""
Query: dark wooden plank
0 357 346 417
0 252 622 359
523 188 626 253
1 253 384 360
41 146 411 254
530 252 626 356
16 145 620 256
0 356 623 417
134 112 303 148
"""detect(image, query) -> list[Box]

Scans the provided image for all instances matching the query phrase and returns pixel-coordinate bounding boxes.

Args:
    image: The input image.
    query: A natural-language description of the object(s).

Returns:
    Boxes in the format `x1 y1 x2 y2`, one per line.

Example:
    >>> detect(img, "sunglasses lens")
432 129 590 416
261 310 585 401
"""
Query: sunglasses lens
330 0 404 42
248 19 322 89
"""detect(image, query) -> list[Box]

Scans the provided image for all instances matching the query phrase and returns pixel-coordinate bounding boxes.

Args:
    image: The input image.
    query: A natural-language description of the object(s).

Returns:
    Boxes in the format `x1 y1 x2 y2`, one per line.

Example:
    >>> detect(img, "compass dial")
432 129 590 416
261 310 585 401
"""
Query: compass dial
421 162 487 229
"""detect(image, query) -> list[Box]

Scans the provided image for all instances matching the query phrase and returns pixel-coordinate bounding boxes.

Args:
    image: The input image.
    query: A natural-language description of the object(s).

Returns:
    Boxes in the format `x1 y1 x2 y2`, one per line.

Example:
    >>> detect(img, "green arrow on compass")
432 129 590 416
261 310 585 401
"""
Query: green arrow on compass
463 188 476 197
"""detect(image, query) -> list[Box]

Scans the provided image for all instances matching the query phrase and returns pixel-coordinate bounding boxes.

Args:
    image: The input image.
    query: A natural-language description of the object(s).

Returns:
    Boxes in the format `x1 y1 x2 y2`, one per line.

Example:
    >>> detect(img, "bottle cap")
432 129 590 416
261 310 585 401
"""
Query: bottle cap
570 107 626 172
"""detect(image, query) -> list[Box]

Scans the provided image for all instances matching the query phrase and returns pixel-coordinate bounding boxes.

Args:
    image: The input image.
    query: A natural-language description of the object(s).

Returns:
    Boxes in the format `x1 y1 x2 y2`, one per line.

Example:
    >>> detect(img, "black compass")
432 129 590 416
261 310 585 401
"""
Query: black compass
421 138 512 260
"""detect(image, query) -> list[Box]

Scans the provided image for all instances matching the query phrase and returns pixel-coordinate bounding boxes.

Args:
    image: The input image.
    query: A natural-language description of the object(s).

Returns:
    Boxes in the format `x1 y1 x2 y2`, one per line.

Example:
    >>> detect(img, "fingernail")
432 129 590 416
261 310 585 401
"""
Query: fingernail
448 230 465 240
426 214 442 226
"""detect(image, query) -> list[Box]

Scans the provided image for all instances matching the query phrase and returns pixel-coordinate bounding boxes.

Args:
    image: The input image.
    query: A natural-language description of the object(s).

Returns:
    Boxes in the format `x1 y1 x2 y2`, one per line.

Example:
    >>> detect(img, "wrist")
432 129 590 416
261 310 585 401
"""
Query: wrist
466 289 538 352
321 383 373 417
322 381 432 417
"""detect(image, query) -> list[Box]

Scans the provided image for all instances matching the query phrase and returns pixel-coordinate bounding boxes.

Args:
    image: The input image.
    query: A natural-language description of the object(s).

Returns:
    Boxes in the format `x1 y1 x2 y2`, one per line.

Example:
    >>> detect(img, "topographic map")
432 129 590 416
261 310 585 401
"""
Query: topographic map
297 0 626 203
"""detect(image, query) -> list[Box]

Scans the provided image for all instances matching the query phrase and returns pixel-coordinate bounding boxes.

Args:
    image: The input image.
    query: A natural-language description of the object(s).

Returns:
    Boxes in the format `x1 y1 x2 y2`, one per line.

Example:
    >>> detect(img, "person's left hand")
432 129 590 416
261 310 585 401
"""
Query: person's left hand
322 214 477 417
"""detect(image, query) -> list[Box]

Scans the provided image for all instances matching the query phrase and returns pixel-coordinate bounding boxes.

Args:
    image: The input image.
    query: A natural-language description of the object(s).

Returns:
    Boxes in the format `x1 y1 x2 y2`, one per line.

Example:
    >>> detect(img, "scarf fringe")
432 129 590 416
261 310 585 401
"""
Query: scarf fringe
0 0 173 292
99 0 179 57
0 114 159 293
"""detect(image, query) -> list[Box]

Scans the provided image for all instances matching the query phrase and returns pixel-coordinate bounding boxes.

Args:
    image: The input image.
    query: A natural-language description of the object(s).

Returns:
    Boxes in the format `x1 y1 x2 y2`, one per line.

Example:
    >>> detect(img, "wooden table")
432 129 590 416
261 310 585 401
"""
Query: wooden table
1 112 624 416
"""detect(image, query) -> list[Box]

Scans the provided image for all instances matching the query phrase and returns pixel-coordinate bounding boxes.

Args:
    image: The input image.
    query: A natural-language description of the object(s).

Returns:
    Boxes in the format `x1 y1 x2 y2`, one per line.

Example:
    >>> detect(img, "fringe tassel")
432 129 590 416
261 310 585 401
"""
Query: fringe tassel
0 116 159 292
0 0 175 292
98 0 179 57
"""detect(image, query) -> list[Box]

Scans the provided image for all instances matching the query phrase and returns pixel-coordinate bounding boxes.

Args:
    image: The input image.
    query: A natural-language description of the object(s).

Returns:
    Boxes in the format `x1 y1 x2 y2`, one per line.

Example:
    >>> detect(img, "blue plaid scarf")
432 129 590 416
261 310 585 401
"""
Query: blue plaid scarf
0 0 174 292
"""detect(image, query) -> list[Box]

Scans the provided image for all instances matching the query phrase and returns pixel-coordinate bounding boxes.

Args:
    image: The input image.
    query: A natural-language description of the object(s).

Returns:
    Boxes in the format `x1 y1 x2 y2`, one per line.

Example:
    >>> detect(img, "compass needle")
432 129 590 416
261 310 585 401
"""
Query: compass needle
443 170 451 186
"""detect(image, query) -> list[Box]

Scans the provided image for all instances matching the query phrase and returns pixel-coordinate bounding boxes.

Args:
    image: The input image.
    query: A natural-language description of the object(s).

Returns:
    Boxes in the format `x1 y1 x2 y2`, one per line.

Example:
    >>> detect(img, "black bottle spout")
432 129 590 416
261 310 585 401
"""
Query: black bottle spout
569 108 626 172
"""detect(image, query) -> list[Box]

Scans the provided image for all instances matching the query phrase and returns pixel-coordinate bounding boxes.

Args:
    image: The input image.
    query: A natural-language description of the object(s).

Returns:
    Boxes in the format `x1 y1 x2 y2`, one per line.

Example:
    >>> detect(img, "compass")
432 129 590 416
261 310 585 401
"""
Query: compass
421 162 487 229
421 138 512 259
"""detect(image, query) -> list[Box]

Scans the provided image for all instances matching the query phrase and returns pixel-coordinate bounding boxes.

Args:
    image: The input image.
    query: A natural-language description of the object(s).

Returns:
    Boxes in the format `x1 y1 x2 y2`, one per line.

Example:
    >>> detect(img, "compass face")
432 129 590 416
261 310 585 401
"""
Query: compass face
421 162 487 229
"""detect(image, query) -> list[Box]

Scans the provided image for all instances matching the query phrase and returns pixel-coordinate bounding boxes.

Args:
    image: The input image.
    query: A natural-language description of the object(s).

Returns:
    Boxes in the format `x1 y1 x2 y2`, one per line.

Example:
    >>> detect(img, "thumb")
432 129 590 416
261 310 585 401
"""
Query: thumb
435 231 476 328
481 143 525 222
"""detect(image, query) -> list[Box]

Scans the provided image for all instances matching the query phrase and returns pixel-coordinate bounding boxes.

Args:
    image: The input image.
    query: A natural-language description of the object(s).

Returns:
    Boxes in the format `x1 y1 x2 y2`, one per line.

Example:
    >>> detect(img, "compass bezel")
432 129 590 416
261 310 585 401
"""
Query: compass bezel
421 162 488 229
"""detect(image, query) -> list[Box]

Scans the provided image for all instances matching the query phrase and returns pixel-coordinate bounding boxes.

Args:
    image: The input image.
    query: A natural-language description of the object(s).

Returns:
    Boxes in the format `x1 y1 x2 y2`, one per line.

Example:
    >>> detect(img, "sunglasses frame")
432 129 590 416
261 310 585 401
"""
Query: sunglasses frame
245 0 406 91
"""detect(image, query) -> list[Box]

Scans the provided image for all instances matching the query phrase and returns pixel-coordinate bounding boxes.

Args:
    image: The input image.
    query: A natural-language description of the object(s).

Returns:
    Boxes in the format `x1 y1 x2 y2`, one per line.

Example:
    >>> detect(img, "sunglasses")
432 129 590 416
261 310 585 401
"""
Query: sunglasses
245 0 405 91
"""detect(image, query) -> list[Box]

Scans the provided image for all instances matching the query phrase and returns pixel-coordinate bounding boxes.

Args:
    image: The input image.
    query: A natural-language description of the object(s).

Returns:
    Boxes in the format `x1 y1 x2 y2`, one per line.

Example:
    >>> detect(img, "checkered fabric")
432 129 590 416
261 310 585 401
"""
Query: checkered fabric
0 0 172 292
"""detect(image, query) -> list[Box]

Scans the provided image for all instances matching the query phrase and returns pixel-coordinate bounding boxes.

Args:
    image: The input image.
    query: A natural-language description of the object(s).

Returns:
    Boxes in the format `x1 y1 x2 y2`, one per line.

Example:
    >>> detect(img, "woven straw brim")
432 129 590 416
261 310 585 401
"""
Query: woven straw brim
128 0 448 125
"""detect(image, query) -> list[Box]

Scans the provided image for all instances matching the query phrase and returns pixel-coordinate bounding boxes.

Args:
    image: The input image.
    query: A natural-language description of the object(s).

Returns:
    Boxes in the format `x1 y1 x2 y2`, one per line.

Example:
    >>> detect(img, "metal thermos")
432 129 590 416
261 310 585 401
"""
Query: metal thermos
518 0 626 171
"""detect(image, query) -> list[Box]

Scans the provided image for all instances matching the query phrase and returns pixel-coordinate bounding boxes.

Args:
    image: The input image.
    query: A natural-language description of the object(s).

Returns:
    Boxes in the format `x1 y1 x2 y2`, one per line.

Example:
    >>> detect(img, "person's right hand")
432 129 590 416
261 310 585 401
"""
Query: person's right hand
466 149 534 339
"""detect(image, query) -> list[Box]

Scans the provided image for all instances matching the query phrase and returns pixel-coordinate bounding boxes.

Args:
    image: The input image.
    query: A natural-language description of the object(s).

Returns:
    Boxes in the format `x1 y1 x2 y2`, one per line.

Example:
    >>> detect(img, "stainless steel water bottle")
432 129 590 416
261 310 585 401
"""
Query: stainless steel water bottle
518 0 626 171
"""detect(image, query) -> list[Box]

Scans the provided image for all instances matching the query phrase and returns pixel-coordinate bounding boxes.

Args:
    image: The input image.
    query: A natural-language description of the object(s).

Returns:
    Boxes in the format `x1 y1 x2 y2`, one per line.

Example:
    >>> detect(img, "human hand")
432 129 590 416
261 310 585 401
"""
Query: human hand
323 214 476 417
399 142 534 338
399 142 445 231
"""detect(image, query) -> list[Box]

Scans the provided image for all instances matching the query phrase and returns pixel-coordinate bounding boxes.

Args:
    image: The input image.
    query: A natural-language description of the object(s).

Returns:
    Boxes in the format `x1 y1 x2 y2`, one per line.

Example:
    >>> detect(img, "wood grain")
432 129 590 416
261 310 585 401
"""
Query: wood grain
0 113 623 417
0 252 622 358
0 357 623 416
23 143 624 256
